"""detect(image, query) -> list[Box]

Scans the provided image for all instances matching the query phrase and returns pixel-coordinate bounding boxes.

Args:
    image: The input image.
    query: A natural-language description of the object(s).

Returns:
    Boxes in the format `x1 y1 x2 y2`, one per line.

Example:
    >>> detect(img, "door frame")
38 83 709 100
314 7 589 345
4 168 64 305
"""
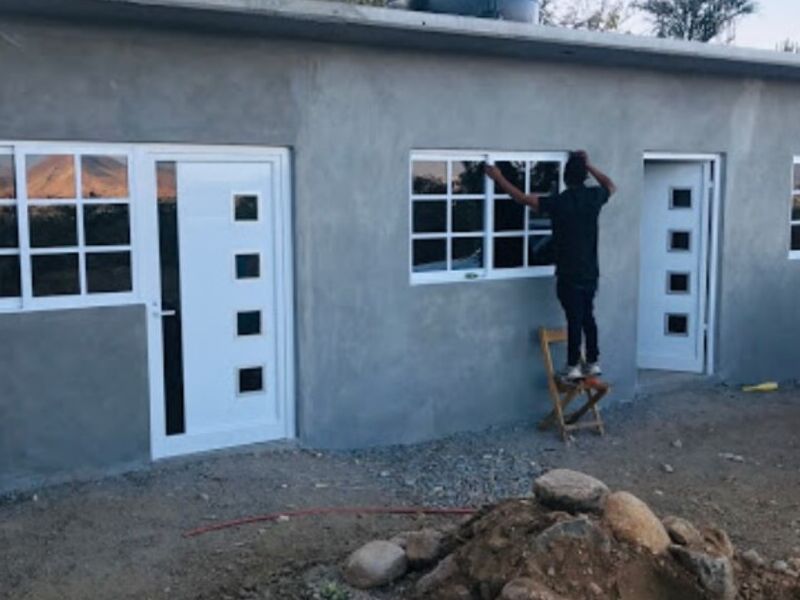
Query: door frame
136 145 295 460
640 152 722 375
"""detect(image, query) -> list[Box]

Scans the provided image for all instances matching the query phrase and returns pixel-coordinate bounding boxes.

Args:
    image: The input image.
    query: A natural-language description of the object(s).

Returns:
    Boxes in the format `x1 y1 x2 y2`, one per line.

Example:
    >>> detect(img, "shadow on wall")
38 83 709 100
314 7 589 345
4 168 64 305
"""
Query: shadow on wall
396 0 540 23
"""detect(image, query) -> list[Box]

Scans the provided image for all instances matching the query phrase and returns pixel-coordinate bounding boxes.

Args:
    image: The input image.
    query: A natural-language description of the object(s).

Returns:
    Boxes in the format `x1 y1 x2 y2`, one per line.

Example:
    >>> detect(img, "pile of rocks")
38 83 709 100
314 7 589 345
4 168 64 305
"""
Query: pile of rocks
340 469 800 599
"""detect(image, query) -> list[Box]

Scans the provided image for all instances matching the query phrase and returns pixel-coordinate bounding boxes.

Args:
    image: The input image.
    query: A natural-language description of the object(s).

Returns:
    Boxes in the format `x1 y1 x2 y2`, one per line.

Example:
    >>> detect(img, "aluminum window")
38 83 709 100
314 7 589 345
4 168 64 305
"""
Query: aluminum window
0 145 136 311
410 151 565 284
791 158 800 257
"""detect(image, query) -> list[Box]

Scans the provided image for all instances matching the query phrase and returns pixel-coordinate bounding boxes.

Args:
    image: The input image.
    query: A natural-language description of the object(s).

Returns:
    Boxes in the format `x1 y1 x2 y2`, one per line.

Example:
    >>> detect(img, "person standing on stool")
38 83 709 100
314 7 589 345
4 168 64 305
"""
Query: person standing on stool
486 151 617 381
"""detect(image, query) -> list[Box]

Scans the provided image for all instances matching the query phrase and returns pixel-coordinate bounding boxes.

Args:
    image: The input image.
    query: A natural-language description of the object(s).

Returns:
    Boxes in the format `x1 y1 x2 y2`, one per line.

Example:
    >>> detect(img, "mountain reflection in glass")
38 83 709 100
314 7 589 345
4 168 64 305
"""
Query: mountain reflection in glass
26 155 75 199
0 155 15 199
82 155 129 199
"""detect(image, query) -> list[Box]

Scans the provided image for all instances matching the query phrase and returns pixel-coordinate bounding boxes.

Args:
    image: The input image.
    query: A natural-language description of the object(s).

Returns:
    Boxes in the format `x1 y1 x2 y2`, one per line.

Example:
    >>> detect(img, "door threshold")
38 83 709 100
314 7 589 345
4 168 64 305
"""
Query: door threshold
636 369 718 396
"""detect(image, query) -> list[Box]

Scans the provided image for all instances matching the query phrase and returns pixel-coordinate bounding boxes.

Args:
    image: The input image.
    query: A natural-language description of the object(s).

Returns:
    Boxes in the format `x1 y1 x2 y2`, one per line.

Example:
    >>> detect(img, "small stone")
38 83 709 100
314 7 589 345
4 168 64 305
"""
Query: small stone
500 578 568 600
314 483 329 489
199 493 210 502
773 560 790 573
379 470 390 478
741 549 766 568
671 545 736 600
672 439 683 449
535 516 610 553
663 516 703 547
662 463 675 474
588 582 603 596
405 528 445 567
547 566 556 577
604 491 671 554
343 540 407 589
276 515 290 523
719 452 745 463
654 490 665 497
533 469 609 514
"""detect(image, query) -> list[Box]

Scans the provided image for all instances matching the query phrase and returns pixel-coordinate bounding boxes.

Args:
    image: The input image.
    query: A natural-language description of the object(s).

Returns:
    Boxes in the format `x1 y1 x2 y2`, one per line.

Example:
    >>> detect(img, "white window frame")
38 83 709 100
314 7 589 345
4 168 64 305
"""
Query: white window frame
791 157 800 260
0 141 140 313
409 150 566 285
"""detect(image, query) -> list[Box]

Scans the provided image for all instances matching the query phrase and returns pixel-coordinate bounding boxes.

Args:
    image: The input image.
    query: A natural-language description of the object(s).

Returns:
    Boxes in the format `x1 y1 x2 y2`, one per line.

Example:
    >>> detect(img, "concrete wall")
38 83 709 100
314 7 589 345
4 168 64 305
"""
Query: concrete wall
0 306 150 492
0 17 798 464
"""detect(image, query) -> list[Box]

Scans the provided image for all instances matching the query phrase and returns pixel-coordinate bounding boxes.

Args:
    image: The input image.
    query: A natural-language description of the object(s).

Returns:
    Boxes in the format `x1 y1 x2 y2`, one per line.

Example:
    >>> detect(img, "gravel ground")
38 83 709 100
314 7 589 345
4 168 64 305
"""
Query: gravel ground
2 384 800 599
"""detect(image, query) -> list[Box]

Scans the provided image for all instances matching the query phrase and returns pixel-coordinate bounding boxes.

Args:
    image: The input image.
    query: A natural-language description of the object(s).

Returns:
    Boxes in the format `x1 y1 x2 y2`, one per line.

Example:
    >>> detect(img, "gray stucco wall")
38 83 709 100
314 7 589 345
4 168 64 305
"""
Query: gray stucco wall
0 306 150 492
0 16 798 463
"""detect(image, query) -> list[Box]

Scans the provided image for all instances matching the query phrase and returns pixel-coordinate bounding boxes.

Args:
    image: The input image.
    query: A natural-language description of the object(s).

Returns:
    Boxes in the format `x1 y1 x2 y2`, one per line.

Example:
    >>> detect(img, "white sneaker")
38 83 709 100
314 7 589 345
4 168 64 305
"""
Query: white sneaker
584 362 603 377
563 365 583 381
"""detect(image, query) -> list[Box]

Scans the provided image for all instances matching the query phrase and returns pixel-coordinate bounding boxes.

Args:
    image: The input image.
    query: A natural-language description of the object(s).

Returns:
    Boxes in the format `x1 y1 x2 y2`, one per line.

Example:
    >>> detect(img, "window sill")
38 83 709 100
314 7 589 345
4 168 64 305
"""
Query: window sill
0 294 141 314
411 266 555 286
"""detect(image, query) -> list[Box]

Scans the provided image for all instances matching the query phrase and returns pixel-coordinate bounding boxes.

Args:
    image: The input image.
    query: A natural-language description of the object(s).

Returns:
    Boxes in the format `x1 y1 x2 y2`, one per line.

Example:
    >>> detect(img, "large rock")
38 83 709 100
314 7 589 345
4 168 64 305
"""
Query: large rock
702 526 735 559
343 540 407 589
533 470 609 514
405 528 446 567
534 515 611 554
415 554 460 597
671 545 736 600
663 516 704 547
500 578 568 600
603 492 671 554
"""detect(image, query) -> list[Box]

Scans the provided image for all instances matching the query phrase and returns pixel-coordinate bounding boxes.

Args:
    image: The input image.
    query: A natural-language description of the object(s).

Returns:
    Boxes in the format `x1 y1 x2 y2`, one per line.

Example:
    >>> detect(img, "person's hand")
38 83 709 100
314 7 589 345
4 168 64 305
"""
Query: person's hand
484 164 502 181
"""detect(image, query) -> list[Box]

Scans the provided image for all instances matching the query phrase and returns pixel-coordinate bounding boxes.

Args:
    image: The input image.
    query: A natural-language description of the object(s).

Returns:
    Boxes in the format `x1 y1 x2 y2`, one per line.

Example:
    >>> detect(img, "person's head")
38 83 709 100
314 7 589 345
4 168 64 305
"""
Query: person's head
564 152 588 188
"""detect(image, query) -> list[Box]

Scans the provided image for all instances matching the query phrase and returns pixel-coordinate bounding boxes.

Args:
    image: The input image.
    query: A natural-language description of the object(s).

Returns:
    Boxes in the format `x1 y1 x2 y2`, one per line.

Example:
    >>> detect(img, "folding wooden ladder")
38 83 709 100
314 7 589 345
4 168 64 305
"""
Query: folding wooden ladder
538 327 609 442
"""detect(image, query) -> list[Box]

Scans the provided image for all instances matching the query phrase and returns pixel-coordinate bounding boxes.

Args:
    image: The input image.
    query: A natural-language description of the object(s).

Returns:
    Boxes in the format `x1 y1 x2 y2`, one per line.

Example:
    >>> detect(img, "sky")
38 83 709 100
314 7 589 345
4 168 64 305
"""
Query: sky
627 0 800 50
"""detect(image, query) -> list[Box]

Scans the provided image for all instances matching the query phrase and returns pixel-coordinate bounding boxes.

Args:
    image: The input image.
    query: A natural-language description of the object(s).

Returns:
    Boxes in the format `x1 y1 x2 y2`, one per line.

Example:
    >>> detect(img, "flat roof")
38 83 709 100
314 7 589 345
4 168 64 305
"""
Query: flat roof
5 0 800 81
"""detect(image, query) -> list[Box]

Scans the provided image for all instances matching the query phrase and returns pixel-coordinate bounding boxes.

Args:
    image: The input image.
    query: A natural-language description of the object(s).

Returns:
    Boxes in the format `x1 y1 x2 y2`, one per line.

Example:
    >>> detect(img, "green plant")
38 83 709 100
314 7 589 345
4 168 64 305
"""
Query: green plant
318 581 351 600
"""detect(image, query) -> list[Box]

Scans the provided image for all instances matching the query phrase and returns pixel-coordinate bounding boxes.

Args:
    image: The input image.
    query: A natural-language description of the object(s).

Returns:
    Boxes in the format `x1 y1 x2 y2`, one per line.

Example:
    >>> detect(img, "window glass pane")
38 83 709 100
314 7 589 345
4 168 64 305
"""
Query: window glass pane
32 253 79 296
81 155 128 198
494 199 524 232
0 206 18 248
530 162 560 194
157 161 177 203
528 234 554 266
0 255 21 297
413 239 446 273
452 161 484 195
669 231 691 252
235 254 260 279
494 237 524 269
234 194 259 221
792 225 800 251
668 272 690 294
665 314 689 336
0 154 15 199
452 199 483 233
26 155 75 199
671 188 692 209
412 161 446 195
237 311 262 336
792 194 800 221
413 201 446 233
494 161 525 195
86 252 132 293
29 205 78 248
452 238 483 271
794 163 800 191
84 204 130 246
238 367 264 394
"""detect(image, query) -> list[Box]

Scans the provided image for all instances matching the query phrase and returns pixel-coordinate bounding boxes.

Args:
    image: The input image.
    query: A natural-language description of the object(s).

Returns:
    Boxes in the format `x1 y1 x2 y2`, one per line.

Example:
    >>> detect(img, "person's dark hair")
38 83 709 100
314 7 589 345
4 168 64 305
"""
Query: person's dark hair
564 153 588 188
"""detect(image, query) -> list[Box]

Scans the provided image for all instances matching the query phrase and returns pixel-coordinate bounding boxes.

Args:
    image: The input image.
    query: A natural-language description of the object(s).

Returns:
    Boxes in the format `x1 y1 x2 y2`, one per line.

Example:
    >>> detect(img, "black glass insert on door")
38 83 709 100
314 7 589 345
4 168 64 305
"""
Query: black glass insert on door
157 162 186 436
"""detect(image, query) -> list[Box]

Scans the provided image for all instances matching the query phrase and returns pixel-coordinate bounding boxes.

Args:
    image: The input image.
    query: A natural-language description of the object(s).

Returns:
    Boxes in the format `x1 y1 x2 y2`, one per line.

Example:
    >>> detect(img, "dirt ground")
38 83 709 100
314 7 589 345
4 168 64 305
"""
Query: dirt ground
2 385 800 599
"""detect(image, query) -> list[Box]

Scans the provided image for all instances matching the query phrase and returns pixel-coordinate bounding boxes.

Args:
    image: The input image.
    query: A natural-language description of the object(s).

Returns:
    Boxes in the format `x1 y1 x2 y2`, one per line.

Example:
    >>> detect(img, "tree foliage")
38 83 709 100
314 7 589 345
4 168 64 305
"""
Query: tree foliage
634 0 756 42
540 0 631 31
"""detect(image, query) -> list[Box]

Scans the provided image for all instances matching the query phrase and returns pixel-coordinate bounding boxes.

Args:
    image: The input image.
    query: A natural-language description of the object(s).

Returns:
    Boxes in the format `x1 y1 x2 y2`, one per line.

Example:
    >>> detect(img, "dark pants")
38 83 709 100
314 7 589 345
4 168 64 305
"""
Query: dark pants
556 279 599 367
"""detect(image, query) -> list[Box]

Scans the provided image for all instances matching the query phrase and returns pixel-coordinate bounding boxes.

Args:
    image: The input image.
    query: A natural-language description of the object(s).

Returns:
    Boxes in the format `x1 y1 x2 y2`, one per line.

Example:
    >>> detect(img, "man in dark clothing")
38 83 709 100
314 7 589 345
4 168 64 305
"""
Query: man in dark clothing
486 151 617 380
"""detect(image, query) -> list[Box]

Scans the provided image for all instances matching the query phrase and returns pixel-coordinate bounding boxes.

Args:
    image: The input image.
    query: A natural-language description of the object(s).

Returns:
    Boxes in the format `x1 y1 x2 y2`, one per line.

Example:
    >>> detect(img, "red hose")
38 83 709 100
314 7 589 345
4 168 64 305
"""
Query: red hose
183 506 479 538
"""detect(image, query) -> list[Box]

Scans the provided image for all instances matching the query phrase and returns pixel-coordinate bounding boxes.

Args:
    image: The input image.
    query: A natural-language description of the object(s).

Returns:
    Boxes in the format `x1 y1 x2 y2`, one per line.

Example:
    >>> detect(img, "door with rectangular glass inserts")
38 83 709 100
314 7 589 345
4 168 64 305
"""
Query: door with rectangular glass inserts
153 157 290 456
637 160 711 373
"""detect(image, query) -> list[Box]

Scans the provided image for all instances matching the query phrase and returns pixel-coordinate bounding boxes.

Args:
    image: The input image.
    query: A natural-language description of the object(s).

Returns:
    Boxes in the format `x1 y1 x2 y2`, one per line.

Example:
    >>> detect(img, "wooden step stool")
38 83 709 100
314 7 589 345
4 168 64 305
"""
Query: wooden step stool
537 327 609 442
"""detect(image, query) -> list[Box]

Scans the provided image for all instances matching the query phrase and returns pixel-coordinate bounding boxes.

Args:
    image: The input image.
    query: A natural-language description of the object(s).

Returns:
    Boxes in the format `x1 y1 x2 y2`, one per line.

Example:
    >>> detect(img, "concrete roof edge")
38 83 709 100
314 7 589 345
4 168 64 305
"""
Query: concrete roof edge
8 0 800 78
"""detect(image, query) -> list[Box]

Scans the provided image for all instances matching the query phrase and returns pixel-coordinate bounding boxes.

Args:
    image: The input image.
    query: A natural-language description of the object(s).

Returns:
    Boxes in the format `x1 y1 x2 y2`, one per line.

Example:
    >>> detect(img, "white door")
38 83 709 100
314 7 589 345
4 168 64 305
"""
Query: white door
637 161 711 373
147 153 293 458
